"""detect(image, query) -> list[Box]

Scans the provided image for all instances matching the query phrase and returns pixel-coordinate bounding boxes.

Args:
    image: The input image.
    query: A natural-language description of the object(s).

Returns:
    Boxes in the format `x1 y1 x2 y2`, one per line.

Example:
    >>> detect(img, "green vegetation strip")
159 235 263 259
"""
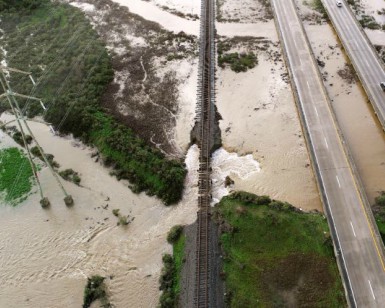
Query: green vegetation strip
0 147 33 205
0 0 186 204
215 191 346 307
159 225 185 307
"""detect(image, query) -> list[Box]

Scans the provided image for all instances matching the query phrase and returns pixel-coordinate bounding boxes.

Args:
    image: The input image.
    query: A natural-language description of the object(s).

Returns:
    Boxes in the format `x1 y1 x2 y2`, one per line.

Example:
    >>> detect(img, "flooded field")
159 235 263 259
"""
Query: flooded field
0 114 199 307
216 46 322 211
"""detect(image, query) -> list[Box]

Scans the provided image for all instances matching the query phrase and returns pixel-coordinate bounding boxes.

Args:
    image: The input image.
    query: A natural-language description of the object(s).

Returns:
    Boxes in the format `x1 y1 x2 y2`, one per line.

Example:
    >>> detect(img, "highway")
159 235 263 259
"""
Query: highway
271 0 385 306
321 0 385 128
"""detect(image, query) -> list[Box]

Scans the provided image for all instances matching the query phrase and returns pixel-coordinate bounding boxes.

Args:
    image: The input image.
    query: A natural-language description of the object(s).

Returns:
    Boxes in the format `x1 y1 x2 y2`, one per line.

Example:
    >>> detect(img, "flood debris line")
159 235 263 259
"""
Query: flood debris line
214 191 346 307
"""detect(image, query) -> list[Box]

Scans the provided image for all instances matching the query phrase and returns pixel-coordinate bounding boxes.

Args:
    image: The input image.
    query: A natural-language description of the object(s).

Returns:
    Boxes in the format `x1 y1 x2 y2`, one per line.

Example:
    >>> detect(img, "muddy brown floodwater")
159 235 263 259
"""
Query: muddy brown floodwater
0 113 199 307
216 45 322 211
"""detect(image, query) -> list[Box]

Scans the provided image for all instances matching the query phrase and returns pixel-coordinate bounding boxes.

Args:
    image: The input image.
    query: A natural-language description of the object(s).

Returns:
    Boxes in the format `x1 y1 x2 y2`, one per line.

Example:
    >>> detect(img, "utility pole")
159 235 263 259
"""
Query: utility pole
0 66 74 206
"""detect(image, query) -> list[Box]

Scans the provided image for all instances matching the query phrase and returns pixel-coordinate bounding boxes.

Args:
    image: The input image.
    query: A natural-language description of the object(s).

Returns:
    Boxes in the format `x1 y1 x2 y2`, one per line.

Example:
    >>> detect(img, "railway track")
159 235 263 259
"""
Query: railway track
195 0 215 306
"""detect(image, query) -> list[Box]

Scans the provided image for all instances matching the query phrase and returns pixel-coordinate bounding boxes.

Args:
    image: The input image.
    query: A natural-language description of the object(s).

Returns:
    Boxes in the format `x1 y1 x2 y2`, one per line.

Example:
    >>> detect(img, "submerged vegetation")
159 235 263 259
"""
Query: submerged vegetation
359 14 381 30
59 168 81 185
217 40 258 73
218 52 258 72
0 147 34 205
0 0 186 204
83 275 110 308
214 191 346 307
159 225 185 307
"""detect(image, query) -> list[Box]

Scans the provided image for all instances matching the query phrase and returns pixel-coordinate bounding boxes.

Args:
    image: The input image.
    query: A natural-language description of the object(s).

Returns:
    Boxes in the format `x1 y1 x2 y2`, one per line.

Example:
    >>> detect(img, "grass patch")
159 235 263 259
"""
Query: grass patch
214 191 346 307
0 147 34 205
159 225 185 307
0 0 187 205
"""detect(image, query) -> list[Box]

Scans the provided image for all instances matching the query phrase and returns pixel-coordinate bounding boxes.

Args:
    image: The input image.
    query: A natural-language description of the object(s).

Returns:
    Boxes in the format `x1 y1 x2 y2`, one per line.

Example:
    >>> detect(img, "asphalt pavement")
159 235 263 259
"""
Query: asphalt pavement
271 0 385 306
321 0 385 127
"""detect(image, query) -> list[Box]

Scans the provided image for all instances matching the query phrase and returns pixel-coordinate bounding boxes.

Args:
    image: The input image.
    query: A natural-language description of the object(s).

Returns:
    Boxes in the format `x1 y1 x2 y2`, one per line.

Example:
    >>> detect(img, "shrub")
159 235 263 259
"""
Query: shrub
112 209 120 217
118 215 129 226
83 275 110 308
167 225 184 244
59 168 81 185
159 253 177 307
218 52 258 73
12 132 32 147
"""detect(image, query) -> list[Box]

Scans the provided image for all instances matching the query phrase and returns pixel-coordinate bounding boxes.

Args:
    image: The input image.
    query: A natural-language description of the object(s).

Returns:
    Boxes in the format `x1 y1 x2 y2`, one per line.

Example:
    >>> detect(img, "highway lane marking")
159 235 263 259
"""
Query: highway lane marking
350 221 356 237
368 280 376 300
275 1 381 305
307 81 311 91
314 106 319 117
272 1 357 304
336 175 341 188
324 137 328 149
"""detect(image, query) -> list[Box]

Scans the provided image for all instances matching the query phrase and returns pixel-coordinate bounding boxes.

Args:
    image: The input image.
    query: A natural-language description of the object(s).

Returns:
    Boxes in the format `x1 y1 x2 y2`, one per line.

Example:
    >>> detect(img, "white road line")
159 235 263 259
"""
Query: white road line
307 81 310 90
271 1 357 305
324 137 328 149
368 280 376 300
350 221 356 237
336 175 341 188
314 106 319 117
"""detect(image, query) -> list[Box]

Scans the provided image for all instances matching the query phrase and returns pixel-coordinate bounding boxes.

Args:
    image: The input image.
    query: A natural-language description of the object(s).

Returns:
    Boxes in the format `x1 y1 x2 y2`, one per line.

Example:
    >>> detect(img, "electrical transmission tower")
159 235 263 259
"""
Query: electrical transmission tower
0 65 74 207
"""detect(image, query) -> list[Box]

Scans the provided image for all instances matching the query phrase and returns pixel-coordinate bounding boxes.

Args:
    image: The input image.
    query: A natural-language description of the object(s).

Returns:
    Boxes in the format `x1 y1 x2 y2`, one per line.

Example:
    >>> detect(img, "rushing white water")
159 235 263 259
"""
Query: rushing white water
211 147 260 204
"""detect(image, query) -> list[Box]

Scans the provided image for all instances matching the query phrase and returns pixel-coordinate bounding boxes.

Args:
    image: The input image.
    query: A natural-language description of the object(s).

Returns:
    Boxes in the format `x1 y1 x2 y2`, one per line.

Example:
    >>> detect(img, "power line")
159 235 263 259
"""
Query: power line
0 67 74 207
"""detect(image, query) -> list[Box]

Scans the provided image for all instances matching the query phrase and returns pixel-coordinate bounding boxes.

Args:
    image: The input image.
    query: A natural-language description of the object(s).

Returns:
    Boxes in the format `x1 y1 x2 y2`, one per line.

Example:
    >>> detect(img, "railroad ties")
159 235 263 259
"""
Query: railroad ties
195 0 215 306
